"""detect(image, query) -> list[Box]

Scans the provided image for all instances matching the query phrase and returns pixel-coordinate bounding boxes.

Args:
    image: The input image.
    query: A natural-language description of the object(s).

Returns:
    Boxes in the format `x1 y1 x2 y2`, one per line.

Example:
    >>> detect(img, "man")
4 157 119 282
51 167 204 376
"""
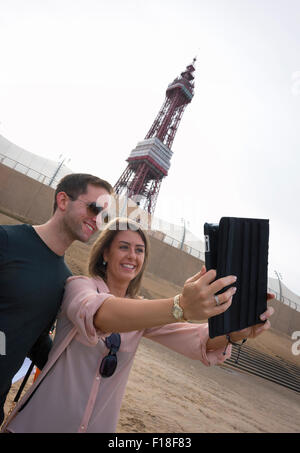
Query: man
0 173 112 424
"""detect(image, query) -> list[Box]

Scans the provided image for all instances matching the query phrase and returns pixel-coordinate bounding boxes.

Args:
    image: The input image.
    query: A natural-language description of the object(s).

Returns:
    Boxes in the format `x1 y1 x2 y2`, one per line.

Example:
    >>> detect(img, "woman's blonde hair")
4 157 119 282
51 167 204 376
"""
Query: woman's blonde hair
88 217 150 298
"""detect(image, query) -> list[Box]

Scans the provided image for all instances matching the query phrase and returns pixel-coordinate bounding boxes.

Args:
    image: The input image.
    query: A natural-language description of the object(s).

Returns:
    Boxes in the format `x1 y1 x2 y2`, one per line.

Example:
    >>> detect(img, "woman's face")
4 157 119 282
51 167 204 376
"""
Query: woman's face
103 230 146 285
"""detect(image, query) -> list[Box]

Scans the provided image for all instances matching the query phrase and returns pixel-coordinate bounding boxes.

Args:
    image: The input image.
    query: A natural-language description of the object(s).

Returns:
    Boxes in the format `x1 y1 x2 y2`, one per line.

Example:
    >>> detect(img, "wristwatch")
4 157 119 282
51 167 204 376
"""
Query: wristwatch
172 294 187 322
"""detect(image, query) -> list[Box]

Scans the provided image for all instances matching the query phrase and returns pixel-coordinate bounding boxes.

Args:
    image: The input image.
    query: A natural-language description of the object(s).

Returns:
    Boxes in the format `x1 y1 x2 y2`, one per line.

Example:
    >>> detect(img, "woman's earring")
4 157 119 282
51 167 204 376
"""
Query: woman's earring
103 260 107 266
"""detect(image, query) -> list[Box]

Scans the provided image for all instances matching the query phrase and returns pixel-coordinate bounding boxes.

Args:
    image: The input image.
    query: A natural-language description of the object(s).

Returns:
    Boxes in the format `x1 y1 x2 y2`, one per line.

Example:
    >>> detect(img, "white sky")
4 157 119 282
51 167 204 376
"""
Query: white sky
0 0 300 295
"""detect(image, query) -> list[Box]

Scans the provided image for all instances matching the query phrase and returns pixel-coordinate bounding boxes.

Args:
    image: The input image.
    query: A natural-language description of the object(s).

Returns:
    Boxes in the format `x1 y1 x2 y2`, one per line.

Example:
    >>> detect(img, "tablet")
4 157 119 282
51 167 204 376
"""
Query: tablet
204 217 269 338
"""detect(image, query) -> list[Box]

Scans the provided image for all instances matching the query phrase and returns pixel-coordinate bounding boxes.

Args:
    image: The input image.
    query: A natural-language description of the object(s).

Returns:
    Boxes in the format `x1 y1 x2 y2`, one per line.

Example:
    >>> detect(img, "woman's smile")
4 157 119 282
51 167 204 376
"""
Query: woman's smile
120 263 136 270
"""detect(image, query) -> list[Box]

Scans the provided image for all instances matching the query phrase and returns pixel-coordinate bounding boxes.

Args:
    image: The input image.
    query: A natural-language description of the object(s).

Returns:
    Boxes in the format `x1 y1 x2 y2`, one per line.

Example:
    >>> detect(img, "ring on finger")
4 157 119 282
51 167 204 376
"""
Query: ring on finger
214 295 221 306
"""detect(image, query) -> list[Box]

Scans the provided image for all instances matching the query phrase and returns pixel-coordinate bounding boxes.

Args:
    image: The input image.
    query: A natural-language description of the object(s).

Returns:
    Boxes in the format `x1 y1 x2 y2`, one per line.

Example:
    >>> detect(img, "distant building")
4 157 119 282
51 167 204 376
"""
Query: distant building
0 134 73 188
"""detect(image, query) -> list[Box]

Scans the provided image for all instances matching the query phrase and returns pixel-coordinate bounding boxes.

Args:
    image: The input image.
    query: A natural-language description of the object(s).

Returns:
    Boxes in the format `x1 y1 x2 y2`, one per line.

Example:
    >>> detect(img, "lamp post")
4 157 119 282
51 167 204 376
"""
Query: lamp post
274 270 283 302
180 218 186 250
49 155 70 187
180 218 190 250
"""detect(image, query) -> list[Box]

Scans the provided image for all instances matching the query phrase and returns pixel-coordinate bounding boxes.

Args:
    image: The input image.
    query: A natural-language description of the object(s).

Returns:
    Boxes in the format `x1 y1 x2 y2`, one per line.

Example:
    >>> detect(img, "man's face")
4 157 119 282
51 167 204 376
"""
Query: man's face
62 184 111 243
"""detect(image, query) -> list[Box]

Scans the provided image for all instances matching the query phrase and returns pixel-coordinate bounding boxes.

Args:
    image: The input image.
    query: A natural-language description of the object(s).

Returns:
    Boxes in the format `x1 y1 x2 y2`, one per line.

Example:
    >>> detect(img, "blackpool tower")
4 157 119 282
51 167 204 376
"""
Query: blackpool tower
114 59 196 214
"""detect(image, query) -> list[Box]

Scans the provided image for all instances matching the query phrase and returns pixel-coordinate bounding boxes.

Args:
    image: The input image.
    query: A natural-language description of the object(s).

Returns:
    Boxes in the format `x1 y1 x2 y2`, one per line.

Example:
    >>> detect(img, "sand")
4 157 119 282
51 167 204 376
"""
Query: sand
3 328 300 433
117 333 300 433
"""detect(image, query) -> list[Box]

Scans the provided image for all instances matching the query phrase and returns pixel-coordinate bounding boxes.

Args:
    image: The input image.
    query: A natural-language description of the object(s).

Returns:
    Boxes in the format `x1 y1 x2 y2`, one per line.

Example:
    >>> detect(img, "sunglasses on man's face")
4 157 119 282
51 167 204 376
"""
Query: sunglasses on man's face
67 193 105 216
99 333 121 378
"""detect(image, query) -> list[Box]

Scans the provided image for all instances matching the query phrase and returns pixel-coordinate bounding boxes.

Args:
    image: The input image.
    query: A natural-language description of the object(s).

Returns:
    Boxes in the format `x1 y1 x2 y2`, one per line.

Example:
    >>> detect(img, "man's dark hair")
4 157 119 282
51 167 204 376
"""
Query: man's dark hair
53 173 113 213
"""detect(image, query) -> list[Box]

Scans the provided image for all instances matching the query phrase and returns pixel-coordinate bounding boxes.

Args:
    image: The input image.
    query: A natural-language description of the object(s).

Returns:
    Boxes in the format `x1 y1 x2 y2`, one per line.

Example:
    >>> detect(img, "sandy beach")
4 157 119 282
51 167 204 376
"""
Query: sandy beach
4 327 300 433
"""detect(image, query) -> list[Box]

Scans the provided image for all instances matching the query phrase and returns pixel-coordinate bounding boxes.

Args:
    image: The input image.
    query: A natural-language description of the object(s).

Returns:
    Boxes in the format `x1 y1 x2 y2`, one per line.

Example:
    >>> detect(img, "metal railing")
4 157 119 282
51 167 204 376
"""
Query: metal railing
0 153 59 187
147 229 205 260
267 288 300 311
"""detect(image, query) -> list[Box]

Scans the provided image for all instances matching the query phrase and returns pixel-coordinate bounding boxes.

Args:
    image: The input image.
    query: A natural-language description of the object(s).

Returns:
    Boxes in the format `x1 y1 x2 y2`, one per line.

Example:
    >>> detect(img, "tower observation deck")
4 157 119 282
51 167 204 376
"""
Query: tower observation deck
114 59 196 214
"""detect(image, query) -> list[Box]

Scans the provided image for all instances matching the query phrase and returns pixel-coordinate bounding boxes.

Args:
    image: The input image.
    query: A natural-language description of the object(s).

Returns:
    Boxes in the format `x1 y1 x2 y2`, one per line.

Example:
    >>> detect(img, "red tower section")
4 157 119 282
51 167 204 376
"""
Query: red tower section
114 59 196 214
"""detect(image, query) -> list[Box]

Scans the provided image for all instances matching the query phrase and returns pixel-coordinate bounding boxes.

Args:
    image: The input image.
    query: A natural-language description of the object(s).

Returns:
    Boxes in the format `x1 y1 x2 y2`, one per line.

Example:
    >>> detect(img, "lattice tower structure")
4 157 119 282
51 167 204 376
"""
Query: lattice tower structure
114 59 196 214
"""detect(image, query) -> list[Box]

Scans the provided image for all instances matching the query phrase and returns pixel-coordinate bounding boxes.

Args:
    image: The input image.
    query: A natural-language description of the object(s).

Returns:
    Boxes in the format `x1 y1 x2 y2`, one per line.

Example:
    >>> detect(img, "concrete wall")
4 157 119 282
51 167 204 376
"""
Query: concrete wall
0 163 53 224
146 234 204 287
1 162 299 336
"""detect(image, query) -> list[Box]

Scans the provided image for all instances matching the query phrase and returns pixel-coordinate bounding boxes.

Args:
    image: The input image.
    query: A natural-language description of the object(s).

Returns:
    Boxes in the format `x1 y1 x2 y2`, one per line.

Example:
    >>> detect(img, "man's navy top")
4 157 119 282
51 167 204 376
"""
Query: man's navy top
0 224 72 392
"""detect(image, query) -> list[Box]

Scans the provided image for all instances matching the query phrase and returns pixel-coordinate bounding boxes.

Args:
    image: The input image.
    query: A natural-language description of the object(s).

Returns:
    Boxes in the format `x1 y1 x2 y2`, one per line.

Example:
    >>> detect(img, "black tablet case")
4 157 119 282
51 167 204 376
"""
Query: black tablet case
204 217 269 338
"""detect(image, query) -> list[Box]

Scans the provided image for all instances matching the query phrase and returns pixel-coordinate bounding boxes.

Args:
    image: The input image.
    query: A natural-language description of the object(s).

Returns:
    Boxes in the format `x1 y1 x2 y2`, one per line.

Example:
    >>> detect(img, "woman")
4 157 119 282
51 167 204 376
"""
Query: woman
3 218 274 433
